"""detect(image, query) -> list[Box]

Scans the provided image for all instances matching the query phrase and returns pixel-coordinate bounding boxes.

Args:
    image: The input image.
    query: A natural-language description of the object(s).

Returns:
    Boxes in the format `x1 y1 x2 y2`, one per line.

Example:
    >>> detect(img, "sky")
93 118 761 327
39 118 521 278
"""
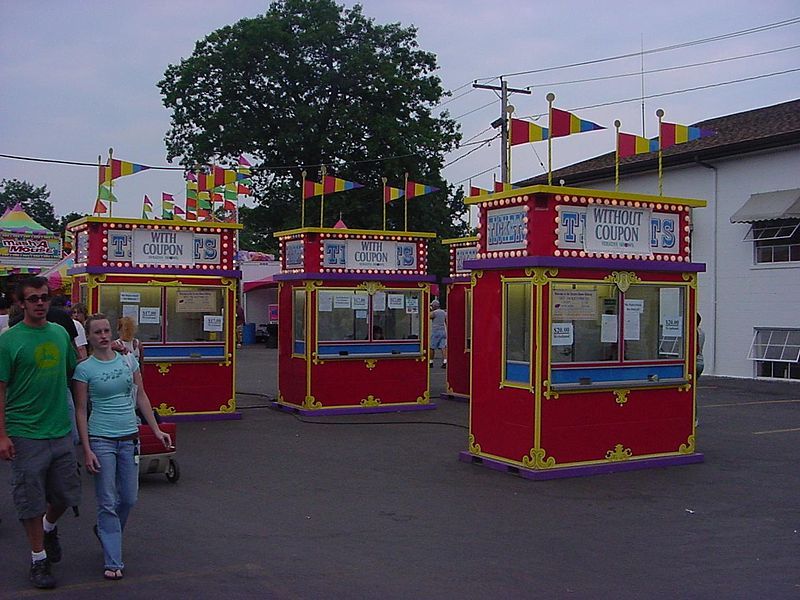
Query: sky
1 1 798 224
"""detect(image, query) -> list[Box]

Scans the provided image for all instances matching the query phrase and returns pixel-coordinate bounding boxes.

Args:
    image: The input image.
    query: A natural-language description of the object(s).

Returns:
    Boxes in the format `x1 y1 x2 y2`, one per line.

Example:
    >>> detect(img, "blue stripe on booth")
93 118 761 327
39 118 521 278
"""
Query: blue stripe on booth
551 364 684 384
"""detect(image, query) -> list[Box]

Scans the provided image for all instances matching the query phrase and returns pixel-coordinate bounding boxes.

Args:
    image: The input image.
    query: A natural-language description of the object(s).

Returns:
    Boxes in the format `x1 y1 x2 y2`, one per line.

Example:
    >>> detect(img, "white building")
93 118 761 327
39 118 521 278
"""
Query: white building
521 99 800 380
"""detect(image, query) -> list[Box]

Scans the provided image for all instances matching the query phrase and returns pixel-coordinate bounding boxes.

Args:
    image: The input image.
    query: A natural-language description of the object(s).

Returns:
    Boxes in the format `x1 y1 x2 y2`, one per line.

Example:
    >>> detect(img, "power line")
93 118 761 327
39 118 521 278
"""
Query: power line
443 135 498 169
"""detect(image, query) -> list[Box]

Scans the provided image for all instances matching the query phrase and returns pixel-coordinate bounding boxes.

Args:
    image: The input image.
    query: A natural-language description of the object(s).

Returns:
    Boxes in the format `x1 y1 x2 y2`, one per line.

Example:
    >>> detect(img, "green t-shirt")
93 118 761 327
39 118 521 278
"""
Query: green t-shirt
0 321 77 439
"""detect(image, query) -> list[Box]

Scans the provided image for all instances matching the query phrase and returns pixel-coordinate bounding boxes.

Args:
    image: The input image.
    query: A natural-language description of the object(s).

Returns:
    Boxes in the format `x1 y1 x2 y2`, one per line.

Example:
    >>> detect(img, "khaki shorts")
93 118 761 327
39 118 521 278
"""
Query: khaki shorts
9 434 82 520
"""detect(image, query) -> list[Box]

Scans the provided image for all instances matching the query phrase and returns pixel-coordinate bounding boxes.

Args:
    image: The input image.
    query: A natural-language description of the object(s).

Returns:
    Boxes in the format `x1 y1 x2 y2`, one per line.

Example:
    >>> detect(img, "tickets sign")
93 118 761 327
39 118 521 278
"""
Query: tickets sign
106 230 221 265
322 239 417 270
486 207 527 251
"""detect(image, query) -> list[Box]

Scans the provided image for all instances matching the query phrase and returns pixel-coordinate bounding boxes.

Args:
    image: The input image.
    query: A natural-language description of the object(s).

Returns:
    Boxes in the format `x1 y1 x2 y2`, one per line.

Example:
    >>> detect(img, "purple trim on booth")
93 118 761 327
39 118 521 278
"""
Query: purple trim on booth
161 412 242 423
464 256 706 273
68 265 242 278
442 276 471 284
269 400 437 416
274 272 437 283
459 451 704 480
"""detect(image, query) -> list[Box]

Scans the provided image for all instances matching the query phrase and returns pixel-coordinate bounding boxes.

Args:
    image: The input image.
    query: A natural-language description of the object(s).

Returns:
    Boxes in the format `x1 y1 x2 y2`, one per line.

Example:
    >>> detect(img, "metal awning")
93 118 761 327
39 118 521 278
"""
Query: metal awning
731 189 800 223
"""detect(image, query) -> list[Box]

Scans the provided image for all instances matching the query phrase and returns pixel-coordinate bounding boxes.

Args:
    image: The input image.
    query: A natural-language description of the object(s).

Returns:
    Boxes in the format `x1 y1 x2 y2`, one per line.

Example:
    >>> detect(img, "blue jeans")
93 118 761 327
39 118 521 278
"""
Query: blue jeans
89 437 139 570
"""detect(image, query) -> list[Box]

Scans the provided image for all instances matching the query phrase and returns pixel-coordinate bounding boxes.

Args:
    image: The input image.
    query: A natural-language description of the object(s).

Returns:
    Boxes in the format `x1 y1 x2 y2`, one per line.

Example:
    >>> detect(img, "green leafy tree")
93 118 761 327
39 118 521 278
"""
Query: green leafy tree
0 179 59 233
158 0 465 277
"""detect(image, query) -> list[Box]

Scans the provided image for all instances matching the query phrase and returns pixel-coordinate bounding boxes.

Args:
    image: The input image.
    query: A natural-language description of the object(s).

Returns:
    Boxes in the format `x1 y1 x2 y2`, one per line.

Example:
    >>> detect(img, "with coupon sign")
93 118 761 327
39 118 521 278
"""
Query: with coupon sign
322 239 417 270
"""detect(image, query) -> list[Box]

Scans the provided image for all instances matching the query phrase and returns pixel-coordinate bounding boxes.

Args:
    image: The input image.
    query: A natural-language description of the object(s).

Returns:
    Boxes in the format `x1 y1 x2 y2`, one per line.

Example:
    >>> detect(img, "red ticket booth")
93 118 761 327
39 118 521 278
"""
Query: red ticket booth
440 236 477 401
274 226 437 415
459 185 705 479
68 216 242 420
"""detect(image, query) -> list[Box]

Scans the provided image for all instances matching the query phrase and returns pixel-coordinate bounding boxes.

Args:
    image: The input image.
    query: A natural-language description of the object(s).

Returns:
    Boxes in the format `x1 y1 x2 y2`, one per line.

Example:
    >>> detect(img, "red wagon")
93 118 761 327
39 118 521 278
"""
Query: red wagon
137 422 179 483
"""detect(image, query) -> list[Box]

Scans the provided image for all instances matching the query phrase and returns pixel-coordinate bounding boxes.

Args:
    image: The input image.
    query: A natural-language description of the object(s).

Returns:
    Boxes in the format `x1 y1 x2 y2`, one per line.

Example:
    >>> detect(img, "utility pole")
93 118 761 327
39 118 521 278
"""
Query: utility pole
473 78 531 183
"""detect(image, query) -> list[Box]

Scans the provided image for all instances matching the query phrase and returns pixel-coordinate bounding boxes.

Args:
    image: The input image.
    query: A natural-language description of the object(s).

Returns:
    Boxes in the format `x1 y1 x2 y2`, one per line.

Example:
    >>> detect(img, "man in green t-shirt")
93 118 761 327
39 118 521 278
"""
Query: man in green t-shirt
0 276 80 590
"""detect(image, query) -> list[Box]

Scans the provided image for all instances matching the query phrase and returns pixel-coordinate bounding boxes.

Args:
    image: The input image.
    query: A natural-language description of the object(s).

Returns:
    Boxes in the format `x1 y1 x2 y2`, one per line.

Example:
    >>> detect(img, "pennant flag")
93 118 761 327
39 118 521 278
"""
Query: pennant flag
550 107 605 138
185 171 198 183
161 192 175 219
237 183 252 196
238 155 252 168
213 165 240 188
493 181 518 193
303 179 324 199
469 186 491 197
98 164 111 185
659 122 715 150
98 183 117 203
384 185 405 204
510 118 549 145
110 159 151 180
223 199 237 211
405 181 439 199
93 199 108 215
223 183 238 201
197 172 215 192
617 132 659 158
198 191 212 210
322 175 364 195
174 205 186 219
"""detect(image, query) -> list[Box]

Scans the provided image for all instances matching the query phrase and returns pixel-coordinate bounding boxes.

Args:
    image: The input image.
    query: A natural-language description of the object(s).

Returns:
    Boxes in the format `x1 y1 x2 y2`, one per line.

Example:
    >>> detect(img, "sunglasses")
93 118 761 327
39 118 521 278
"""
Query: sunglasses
24 294 51 304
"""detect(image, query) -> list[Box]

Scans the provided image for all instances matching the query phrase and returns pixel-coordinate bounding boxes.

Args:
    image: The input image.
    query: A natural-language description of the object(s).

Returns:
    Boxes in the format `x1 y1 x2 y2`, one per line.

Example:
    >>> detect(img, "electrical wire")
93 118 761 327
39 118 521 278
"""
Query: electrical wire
443 135 499 169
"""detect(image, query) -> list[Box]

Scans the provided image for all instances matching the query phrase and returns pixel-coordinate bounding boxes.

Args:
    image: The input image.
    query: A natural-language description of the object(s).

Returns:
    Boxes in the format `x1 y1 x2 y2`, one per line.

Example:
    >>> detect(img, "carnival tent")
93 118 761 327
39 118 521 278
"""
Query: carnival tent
0 203 62 276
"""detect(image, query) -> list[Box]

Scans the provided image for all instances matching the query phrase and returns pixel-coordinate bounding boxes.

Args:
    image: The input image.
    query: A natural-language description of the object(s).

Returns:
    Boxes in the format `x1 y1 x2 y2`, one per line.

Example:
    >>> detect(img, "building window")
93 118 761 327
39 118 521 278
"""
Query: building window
748 328 800 380
745 219 800 264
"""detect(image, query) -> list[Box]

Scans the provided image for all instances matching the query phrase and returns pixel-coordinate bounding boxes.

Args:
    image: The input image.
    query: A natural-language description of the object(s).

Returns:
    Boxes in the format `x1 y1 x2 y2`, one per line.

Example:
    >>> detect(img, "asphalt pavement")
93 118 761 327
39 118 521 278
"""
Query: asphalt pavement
1 346 798 599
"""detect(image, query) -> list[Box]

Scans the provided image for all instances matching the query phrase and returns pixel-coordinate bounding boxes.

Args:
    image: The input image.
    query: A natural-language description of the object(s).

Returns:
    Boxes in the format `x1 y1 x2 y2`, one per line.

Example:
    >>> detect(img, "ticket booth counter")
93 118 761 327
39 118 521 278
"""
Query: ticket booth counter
274 227 437 415
459 186 706 479
68 217 242 421
441 236 477 401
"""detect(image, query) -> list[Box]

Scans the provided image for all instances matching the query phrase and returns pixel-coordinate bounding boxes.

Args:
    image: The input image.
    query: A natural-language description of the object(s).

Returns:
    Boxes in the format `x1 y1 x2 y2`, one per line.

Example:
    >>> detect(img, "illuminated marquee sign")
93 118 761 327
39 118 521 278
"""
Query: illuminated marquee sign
486 207 527 251
322 239 417 270
107 230 221 265
454 246 477 273
284 240 304 268
557 206 679 255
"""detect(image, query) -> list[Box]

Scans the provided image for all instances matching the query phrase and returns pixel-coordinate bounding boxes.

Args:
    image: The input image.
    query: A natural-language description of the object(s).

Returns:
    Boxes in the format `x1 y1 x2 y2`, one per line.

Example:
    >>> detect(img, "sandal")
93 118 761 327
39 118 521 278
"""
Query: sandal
103 569 123 580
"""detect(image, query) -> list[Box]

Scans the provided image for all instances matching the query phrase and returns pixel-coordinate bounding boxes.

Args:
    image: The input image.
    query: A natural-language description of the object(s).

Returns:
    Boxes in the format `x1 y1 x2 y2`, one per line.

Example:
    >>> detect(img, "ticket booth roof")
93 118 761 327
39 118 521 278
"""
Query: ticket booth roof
274 226 437 239
462 184 707 208
66 215 243 230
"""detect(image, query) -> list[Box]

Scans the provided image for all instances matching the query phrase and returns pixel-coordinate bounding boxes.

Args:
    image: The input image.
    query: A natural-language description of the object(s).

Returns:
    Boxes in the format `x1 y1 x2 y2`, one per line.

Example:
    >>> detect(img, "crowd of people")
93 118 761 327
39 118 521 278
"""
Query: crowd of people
0 276 171 589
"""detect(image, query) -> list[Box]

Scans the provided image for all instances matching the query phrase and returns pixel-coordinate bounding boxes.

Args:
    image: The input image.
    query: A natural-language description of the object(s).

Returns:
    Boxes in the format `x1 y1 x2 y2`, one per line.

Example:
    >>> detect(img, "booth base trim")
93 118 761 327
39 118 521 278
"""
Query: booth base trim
458 451 704 480
270 400 437 416
160 412 242 423
440 391 470 403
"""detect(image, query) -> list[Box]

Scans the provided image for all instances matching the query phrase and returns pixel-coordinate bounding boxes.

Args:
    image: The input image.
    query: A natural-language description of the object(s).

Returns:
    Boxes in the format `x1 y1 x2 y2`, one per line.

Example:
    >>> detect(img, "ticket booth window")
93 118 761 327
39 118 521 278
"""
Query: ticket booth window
552 283 618 364
318 290 370 341
503 281 531 383
623 285 685 361
166 287 225 342
98 285 164 342
293 289 306 355
465 288 472 351
371 290 421 340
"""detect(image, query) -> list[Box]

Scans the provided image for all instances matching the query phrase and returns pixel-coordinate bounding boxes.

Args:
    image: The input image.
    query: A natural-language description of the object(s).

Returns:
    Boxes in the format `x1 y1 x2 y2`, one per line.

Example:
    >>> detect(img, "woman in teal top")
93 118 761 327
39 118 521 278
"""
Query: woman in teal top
73 314 170 581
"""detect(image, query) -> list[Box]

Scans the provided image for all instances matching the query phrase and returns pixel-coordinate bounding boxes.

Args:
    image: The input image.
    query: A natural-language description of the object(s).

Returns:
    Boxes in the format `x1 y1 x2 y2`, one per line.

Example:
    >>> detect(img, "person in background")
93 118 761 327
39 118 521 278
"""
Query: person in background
115 316 141 362
236 303 245 348
696 314 705 380
73 314 171 581
429 299 448 369
0 276 80 589
71 303 88 327
0 296 10 331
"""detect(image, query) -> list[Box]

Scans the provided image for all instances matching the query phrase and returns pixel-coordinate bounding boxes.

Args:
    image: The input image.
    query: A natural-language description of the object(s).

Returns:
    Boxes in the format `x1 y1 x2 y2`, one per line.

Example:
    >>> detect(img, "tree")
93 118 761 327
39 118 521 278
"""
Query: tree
0 179 59 233
158 0 466 277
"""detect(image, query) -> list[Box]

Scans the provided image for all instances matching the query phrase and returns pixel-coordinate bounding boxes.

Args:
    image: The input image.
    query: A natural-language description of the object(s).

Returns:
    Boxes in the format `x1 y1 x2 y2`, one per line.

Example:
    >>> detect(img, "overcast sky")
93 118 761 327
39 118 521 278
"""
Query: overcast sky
1 1 798 222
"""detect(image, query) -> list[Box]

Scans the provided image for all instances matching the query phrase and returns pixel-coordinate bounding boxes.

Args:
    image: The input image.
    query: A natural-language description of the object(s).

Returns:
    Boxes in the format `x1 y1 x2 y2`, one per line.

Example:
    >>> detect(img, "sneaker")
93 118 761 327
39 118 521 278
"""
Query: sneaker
429 361 434 367
30 558 56 589
441 363 446 369
43 527 62 563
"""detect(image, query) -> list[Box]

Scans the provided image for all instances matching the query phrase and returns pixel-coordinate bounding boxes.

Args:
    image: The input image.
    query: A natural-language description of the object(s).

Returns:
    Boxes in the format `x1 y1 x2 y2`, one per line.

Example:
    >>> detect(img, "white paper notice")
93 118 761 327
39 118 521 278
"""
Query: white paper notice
352 294 368 310
552 322 574 346
139 307 161 324
662 316 682 336
387 294 405 309
406 296 419 314
318 293 333 312
624 311 641 341
355 310 367 319
122 304 139 321
601 314 618 343
120 292 141 303
203 315 224 332
373 292 386 312
659 288 682 335
333 295 352 309
625 299 645 314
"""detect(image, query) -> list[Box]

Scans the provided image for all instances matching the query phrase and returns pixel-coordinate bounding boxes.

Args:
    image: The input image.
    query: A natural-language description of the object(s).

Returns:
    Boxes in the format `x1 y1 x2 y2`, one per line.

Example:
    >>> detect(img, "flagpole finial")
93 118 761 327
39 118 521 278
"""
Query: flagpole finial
656 108 665 118
546 92 555 102
614 120 621 128
302 169 307 178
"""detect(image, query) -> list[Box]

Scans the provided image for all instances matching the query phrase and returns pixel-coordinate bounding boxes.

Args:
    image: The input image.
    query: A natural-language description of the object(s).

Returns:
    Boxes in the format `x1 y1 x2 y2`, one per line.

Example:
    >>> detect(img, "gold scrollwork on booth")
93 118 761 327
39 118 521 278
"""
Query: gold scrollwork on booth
522 447 556 469
682 272 698 289
604 271 641 293
360 282 385 296
543 380 559 400
156 403 176 416
678 382 692 392
147 279 182 287
613 389 630 406
679 435 696 454
468 434 481 455
417 282 431 292
361 395 381 407
87 274 108 289
470 270 483 287
416 391 430 405
605 444 633 461
303 280 322 292
303 395 321 410
526 267 559 285
220 277 237 291
156 363 171 375
365 359 377 370
220 398 236 413
312 352 323 365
